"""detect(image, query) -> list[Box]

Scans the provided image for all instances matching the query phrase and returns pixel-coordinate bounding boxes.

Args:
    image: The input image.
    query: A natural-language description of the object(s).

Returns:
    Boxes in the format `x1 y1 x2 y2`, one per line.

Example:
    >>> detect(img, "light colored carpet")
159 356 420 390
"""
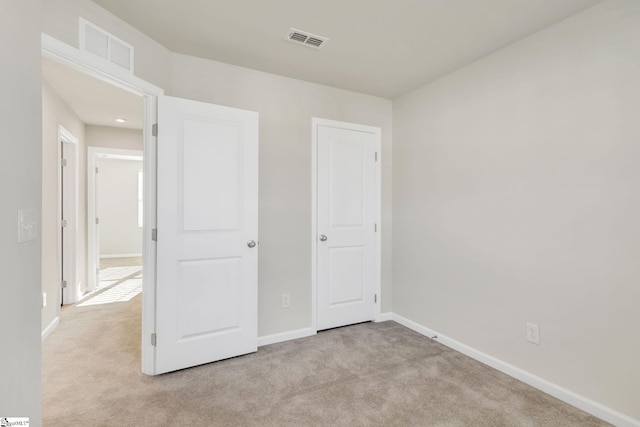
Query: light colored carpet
42 294 608 426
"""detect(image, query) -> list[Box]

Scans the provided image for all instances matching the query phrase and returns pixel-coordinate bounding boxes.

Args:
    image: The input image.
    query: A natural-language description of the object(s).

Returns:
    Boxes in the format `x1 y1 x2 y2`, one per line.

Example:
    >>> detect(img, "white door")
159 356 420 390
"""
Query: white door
316 120 380 331
156 95 259 374
94 159 101 288
60 139 78 305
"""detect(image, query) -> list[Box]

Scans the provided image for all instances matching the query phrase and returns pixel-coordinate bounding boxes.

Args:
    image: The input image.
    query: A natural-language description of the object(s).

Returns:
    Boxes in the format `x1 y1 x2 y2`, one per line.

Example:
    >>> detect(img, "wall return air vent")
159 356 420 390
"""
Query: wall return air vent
79 18 134 73
286 28 329 49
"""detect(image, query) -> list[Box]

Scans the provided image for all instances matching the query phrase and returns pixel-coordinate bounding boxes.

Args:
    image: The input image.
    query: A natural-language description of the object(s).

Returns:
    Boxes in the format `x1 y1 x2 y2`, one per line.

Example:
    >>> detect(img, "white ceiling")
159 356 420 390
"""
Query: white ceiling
92 0 602 99
42 58 143 129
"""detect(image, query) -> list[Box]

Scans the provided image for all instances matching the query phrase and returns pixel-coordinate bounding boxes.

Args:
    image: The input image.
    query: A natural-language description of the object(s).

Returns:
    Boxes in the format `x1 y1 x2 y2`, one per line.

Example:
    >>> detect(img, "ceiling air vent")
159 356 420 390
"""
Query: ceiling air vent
286 28 329 50
79 18 134 73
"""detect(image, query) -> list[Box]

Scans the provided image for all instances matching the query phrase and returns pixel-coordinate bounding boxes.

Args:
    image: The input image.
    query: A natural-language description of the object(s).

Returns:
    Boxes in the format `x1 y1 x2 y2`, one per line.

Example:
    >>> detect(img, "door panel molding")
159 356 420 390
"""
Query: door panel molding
311 118 382 332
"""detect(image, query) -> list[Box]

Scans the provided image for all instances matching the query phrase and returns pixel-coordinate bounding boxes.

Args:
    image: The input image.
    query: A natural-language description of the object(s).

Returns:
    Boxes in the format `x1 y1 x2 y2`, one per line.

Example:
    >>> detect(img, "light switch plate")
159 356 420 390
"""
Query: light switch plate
18 209 38 243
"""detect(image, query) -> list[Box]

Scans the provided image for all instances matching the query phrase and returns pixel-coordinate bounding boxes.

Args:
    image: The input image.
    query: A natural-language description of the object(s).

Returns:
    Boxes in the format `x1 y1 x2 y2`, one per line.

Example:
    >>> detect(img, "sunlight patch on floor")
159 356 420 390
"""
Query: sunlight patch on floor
78 278 142 307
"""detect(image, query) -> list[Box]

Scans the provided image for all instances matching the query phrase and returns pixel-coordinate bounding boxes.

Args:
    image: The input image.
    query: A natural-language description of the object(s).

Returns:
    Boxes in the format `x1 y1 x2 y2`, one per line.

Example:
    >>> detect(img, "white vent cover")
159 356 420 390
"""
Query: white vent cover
285 28 329 49
79 18 134 73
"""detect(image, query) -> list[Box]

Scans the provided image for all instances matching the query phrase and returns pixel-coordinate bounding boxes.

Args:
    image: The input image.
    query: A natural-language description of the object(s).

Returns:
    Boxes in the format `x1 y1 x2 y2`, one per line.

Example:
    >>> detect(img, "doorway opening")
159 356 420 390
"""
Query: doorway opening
84 148 144 306
41 30 161 373
42 54 144 308
87 148 143 297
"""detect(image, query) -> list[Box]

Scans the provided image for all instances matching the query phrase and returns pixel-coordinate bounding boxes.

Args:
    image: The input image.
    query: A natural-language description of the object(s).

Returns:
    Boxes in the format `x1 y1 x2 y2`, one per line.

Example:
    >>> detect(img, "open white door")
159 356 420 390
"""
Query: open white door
59 128 79 305
315 120 380 331
156 95 259 374
93 159 100 289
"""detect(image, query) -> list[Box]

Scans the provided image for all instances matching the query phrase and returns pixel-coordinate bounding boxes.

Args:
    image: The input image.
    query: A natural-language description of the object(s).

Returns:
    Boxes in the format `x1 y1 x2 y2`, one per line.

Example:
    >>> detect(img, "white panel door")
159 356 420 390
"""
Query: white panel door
316 122 379 330
61 140 78 304
94 160 100 288
156 95 258 374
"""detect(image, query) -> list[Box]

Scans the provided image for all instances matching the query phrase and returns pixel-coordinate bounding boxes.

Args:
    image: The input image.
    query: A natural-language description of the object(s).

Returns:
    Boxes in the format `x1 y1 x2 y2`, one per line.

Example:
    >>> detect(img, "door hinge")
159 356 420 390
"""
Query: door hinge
95 166 99 174
375 152 378 162
152 123 158 137
151 229 157 241
61 219 67 228
61 280 67 289
374 223 377 232
151 333 157 346
62 158 67 167
374 294 377 303
95 217 100 225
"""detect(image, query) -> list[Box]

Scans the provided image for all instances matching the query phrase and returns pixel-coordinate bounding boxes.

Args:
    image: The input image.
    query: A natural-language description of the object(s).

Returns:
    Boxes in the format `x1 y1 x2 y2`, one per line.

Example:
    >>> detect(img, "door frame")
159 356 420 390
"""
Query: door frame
42 33 163 375
310 117 382 332
87 147 144 293
58 126 79 305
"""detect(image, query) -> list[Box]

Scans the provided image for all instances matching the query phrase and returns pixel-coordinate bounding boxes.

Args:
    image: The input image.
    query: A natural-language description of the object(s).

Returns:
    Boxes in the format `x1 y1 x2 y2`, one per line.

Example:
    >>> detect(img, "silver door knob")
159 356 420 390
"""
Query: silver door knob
247 240 256 248
319 235 328 241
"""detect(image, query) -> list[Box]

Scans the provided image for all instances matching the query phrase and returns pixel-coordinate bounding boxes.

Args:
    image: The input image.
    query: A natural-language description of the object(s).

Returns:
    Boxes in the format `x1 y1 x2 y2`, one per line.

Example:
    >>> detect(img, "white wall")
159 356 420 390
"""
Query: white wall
392 0 640 421
41 81 87 330
86 125 143 151
0 0 43 424
97 158 143 257
172 54 393 336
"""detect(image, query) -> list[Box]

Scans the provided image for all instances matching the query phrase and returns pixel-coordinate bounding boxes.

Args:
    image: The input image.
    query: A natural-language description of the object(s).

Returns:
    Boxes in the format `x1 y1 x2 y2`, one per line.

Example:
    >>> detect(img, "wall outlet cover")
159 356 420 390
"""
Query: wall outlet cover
526 322 540 345
281 293 291 309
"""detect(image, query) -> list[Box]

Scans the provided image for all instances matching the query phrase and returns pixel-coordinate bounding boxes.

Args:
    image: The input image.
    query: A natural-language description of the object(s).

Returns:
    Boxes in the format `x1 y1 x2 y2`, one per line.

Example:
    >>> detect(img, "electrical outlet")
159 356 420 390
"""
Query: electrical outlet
42 292 47 308
281 293 291 309
526 322 540 345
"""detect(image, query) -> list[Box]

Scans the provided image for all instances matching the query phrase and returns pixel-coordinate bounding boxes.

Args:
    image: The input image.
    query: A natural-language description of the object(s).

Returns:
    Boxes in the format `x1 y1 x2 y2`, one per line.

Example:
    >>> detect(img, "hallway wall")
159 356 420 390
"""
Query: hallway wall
86 125 143 151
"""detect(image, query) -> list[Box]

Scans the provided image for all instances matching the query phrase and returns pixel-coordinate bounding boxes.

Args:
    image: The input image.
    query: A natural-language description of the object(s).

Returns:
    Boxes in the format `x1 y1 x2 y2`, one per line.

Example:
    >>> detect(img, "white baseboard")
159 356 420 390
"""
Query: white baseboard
377 312 393 322
100 253 142 259
258 327 316 347
41 316 60 341
391 313 640 427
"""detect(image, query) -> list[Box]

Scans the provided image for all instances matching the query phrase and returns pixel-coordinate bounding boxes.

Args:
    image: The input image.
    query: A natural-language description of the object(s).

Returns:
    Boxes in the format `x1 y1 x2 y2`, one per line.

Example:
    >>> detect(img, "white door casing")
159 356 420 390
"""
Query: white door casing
156 95 259 374
314 119 381 331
